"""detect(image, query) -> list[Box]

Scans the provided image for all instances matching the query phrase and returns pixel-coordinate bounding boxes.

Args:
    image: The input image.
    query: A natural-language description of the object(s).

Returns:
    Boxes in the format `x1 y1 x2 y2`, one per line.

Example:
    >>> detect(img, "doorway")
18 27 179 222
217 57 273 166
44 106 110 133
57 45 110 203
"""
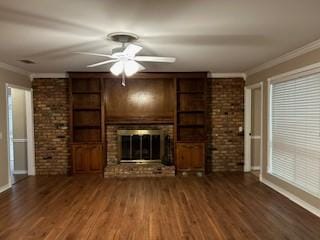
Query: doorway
6 85 35 185
250 87 261 177
244 83 263 180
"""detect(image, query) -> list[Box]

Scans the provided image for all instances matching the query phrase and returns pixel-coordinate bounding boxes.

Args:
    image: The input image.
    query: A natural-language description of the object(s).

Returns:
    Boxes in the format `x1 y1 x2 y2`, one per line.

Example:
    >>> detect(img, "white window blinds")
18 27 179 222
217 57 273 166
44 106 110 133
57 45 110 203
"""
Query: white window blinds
270 72 320 197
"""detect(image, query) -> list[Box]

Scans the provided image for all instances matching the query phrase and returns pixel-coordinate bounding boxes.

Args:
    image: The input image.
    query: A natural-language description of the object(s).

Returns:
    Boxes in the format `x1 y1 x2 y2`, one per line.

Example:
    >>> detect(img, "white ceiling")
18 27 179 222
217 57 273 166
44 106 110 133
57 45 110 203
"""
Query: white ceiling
1 0 320 73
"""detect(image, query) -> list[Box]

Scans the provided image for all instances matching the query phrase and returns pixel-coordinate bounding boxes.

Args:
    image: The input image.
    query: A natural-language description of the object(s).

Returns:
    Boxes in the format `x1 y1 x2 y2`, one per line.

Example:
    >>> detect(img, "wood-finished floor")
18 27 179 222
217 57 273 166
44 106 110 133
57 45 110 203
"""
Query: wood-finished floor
0 173 319 240
11 174 28 185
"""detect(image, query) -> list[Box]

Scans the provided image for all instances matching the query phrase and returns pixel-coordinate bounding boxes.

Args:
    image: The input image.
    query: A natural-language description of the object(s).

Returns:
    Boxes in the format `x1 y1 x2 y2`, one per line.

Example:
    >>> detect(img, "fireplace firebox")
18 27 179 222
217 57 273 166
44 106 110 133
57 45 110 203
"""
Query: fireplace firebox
118 130 164 163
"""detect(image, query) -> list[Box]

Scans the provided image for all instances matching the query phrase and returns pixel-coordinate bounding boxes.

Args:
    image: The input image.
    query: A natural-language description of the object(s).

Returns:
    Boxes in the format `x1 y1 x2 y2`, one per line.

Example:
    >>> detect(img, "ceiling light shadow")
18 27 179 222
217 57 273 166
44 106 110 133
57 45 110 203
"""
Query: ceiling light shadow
0 6 104 37
140 34 270 46
26 39 113 60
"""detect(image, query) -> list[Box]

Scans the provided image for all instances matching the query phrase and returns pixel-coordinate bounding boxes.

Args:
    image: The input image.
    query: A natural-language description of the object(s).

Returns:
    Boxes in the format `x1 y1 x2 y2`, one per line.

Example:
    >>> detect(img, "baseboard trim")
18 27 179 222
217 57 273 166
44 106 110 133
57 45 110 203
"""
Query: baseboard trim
261 177 320 218
0 184 11 193
13 170 27 174
251 166 261 171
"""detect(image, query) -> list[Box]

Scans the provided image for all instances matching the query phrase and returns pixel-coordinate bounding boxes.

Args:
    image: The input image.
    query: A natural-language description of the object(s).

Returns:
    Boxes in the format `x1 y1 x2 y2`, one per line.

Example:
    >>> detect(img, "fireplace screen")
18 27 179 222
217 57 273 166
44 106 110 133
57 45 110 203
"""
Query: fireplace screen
118 130 164 163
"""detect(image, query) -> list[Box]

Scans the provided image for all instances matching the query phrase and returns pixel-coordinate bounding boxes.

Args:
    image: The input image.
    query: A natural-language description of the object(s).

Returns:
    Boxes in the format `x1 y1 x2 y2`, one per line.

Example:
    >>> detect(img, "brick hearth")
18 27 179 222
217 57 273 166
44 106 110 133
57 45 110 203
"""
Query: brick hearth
104 163 175 177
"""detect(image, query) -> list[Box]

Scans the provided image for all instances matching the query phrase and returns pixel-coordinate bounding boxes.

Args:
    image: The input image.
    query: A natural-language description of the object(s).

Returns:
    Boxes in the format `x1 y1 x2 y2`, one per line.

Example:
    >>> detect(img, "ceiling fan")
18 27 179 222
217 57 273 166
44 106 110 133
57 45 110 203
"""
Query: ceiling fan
76 32 176 86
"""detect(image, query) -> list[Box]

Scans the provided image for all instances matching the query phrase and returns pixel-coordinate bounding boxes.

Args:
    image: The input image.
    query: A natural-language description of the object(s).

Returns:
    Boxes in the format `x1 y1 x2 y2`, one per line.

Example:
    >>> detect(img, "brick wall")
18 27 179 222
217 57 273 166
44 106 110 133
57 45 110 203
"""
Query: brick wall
207 78 245 172
32 78 70 175
106 125 173 165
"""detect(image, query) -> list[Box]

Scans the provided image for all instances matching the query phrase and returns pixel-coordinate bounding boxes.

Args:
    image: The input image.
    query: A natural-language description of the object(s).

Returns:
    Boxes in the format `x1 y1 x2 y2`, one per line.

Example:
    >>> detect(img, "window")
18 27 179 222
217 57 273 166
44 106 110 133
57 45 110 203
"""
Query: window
269 70 320 197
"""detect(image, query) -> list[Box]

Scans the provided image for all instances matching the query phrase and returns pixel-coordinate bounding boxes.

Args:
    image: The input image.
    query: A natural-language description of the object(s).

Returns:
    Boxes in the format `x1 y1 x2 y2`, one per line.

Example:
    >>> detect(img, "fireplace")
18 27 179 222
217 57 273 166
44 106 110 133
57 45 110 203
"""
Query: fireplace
118 130 164 163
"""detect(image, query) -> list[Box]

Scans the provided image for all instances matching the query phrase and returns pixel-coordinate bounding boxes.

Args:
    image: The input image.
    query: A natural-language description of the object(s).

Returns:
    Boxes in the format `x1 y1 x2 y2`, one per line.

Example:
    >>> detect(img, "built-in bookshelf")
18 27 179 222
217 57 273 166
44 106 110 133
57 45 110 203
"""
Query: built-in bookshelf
176 78 206 142
175 75 207 173
69 75 104 174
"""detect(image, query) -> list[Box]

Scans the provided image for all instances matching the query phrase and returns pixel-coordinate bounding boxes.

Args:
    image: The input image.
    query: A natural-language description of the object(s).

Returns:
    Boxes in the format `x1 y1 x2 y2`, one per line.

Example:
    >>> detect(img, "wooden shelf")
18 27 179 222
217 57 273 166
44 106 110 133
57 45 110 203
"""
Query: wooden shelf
71 141 103 144
74 125 101 129
176 140 206 143
178 124 205 127
178 110 205 113
72 91 101 94
72 140 102 143
73 107 101 111
177 91 204 94
106 121 174 125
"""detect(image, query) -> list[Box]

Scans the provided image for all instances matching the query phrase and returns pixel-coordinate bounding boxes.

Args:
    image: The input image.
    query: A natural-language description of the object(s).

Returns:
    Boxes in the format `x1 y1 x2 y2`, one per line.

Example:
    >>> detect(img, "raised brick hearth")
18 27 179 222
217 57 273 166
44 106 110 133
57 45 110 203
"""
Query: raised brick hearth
104 163 175 177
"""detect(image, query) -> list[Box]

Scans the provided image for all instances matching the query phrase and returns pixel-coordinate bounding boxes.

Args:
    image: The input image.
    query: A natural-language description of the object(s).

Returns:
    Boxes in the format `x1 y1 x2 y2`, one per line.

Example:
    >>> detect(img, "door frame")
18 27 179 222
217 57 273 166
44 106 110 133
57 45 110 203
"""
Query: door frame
6 84 35 187
244 82 263 180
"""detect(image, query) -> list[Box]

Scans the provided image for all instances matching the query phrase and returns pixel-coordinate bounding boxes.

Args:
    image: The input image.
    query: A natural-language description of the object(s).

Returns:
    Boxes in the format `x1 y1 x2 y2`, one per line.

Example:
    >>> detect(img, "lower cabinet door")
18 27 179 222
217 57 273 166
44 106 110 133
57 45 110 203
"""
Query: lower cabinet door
176 143 205 171
73 145 89 173
88 144 103 172
72 144 102 173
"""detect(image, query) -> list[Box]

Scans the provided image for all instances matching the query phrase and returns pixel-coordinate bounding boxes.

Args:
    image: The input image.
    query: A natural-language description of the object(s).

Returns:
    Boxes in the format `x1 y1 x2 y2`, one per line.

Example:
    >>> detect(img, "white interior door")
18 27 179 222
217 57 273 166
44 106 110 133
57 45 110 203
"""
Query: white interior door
10 88 28 175
7 88 14 173
250 88 261 170
245 83 263 174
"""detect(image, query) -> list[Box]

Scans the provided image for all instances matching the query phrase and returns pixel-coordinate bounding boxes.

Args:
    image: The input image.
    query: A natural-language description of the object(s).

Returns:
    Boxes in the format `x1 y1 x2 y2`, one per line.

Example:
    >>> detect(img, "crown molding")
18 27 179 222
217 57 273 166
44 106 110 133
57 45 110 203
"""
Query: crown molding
0 62 30 77
208 72 246 80
268 61 320 83
30 73 68 80
247 38 320 77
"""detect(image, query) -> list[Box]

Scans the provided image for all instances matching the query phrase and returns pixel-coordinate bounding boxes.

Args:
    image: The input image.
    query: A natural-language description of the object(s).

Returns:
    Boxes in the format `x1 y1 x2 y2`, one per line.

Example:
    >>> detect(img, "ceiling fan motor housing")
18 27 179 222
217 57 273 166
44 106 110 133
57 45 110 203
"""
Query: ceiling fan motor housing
108 32 139 57
107 32 139 43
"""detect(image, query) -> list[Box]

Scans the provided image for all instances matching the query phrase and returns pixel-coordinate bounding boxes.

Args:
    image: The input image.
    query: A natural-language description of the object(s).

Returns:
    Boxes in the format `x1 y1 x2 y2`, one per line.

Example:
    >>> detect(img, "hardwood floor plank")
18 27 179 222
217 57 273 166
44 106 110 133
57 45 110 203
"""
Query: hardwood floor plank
0 173 319 240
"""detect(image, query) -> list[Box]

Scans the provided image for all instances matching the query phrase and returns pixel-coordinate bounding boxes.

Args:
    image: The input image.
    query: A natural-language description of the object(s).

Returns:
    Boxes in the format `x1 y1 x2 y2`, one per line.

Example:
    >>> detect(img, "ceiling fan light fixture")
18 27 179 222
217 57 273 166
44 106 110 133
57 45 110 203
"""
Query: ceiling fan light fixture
124 60 140 77
110 61 124 76
77 33 176 86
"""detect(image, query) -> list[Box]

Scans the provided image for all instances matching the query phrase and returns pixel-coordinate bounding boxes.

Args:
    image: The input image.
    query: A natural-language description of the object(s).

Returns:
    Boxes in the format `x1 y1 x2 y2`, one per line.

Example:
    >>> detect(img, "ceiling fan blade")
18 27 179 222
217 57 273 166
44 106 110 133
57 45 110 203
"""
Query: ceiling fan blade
137 62 145 71
134 56 176 63
123 44 142 57
74 52 114 58
87 59 118 68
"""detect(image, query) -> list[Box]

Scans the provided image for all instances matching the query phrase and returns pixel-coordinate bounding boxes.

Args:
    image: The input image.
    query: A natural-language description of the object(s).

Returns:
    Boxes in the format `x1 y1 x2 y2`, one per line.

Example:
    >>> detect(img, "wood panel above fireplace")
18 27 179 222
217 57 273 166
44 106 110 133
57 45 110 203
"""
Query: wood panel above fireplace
104 77 174 125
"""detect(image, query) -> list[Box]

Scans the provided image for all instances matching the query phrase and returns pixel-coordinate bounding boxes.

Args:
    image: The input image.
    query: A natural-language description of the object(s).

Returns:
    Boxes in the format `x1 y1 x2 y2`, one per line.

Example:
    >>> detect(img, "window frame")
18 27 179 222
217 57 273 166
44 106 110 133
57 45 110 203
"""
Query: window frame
267 63 320 198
